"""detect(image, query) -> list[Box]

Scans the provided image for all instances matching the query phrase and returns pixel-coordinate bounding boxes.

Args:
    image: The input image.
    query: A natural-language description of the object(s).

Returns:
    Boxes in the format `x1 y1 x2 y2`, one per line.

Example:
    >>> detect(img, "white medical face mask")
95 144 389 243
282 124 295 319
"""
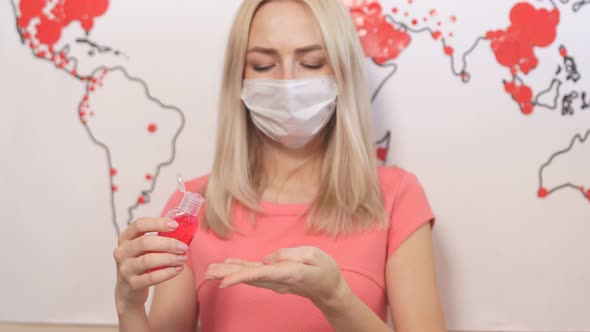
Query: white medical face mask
241 76 339 149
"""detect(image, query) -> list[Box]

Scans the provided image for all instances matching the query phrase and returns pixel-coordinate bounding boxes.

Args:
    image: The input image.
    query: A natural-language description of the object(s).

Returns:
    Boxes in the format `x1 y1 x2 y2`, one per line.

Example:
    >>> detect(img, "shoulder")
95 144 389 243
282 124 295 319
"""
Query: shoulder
377 166 422 196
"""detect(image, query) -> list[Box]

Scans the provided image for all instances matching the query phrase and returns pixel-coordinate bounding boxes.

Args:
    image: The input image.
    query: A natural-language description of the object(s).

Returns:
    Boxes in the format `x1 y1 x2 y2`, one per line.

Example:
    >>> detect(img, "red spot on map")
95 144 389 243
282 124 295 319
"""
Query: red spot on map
538 187 549 198
148 123 158 133
444 46 454 56
348 2 411 64
486 3 559 75
504 80 534 114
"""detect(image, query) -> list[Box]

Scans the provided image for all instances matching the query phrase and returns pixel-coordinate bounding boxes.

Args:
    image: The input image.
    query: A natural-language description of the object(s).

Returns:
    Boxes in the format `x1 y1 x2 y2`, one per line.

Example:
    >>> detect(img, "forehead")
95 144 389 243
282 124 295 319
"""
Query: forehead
248 1 324 49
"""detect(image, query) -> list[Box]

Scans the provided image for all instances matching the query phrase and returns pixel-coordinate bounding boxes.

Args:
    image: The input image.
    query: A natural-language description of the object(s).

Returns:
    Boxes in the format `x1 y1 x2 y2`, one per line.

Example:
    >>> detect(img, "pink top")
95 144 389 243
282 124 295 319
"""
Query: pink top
160 166 435 332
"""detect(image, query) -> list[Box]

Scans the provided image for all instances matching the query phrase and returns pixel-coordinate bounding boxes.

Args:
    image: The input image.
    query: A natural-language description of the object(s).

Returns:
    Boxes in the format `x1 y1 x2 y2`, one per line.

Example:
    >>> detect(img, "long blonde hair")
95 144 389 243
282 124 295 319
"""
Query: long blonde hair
204 0 387 238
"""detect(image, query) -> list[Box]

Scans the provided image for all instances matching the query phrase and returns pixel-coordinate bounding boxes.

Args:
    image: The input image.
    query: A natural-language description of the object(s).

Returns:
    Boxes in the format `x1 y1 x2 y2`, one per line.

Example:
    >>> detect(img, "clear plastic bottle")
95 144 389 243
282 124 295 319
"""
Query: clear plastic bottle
158 191 204 246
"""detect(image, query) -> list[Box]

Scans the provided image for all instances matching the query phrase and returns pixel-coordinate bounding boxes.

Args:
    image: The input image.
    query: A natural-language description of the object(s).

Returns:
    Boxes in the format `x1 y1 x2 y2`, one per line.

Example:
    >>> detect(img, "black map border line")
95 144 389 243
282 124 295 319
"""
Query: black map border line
370 59 397 103
385 13 487 83
79 66 186 235
10 0 23 44
538 129 590 198
553 0 590 12
533 78 562 109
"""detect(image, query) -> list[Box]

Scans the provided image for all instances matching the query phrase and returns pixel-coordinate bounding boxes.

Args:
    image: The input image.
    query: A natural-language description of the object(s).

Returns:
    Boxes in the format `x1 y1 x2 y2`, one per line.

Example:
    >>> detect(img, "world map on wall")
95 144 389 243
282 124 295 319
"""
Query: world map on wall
10 0 589 235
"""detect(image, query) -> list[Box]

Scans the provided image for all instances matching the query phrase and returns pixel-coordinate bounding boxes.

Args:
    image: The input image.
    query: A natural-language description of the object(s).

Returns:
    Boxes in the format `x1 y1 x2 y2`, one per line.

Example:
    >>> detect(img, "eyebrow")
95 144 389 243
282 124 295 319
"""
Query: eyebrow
246 44 324 56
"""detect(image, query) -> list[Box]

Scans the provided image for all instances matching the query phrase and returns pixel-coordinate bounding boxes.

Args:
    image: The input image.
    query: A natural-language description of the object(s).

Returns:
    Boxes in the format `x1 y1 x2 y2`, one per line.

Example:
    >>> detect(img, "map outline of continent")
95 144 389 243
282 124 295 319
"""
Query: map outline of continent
10 0 187 234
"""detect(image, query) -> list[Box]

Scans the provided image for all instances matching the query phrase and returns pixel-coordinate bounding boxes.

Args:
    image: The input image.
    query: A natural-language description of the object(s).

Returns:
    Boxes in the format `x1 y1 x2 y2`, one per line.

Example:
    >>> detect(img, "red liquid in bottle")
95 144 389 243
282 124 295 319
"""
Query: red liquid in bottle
158 213 198 246
146 213 198 273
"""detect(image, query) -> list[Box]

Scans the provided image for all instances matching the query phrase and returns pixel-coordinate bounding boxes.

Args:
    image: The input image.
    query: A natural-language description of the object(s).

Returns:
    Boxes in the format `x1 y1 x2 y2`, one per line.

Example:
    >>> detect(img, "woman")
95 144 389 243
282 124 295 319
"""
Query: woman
114 0 446 331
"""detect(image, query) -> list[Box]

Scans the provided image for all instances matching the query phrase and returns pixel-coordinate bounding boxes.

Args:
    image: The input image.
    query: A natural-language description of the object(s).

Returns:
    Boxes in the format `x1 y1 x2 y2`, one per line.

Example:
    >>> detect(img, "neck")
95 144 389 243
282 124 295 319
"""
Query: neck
257 131 327 203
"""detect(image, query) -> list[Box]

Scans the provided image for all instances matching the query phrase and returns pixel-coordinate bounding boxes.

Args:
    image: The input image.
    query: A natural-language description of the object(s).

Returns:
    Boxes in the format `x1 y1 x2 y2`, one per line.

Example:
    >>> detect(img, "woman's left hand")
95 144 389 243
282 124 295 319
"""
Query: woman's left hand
205 246 351 306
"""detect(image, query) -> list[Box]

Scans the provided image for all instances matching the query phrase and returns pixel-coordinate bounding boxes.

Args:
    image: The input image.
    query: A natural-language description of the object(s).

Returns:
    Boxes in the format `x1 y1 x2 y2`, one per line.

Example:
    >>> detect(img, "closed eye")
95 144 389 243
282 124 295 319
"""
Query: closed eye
253 64 276 72
301 63 325 70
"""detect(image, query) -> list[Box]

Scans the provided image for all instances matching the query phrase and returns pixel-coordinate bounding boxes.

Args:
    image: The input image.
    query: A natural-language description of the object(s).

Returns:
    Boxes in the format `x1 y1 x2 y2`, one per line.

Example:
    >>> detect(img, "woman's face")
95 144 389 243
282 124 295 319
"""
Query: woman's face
244 1 335 80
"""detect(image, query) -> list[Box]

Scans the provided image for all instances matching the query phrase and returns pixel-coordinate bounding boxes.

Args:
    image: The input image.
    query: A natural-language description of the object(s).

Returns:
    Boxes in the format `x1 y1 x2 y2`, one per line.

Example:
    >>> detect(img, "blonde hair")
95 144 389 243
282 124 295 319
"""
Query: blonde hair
204 0 387 238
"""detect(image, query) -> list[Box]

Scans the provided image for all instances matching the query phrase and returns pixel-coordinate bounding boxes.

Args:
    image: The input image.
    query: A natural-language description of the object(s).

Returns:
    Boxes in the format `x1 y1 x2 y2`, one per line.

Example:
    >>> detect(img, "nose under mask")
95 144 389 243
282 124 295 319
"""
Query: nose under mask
240 75 339 149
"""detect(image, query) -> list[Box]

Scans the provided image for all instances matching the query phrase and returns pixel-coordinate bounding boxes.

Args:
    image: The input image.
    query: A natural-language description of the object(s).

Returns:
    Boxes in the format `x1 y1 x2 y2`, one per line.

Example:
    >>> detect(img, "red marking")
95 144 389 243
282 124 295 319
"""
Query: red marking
79 110 86 117
146 173 153 181
430 9 438 16
559 45 567 58
91 78 97 84
432 31 442 40
450 15 457 23
57 62 64 69
89 86 95 92
17 0 109 49
486 3 559 75
444 46 454 56
111 185 118 192
423 17 428 22
504 80 534 114
70 69 77 76
449 32 454 38
408 0 413 4
37 50 46 58
348 2 412 64
376 147 387 161
23 31 31 39
148 123 158 133
586 189 590 200
538 187 549 198
110 168 117 176
404 11 409 17
461 72 469 81
102 69 108 75
138 196 146 204
17 0 45 28
437 21 442 26
412 19 418 25
392 7 398 14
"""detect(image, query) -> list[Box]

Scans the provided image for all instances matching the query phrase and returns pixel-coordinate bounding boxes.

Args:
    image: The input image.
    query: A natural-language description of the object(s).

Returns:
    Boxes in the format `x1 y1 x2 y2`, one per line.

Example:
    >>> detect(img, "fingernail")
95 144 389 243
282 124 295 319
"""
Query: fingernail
176 265 184 271
178 243 188 252
167 220 179 229
178 255 188 262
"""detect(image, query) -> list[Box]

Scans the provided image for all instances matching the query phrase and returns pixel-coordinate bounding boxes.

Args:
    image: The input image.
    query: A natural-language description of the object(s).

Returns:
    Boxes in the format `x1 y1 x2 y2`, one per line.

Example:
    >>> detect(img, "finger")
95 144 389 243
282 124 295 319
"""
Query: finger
263 247 319 265
224 258 263 267
126 253 187 275
220 262 294 288
205 263 249 279
119 217 178 243
126 235 189 258
127 265 185 290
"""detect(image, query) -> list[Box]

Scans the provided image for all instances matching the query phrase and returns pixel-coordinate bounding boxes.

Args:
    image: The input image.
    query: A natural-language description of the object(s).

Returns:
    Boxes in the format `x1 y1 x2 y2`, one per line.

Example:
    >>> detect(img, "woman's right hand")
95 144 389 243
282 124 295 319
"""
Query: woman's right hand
113 217 189 313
